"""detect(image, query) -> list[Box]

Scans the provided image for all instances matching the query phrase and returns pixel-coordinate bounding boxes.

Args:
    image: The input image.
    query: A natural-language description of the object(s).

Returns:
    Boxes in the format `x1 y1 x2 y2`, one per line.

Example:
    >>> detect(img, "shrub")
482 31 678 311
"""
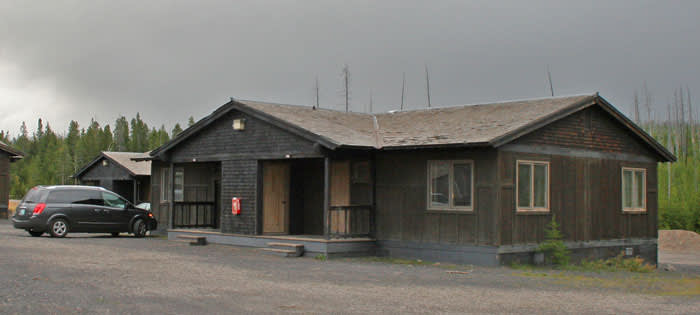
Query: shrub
537 216 570 266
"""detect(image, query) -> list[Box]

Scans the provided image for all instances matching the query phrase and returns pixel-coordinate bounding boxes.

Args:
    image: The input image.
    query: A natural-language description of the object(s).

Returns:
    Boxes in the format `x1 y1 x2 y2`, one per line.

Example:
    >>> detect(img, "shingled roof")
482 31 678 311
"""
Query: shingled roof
151 93 675 162
74 151 151 178
0 141 25 161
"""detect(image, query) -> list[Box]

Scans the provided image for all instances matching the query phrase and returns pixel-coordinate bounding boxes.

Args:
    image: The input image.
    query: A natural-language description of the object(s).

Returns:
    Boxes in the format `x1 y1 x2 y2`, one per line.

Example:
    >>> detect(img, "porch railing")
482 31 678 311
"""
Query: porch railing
173 201 217 228
329 205 373 238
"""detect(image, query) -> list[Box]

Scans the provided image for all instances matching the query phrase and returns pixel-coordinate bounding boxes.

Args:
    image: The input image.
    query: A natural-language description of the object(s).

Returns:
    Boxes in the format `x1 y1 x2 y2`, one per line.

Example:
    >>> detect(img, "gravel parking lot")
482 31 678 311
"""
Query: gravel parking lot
1 221 698 314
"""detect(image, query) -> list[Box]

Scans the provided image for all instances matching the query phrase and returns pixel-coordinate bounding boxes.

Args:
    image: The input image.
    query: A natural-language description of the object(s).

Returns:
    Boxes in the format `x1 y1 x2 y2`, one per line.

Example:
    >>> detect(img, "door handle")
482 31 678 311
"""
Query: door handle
93 209 101 212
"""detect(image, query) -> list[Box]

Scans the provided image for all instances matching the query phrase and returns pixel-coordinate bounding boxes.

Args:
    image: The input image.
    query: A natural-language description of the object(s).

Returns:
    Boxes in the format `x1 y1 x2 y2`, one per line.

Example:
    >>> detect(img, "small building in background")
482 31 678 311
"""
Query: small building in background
0 141 24 218
74 151 151 204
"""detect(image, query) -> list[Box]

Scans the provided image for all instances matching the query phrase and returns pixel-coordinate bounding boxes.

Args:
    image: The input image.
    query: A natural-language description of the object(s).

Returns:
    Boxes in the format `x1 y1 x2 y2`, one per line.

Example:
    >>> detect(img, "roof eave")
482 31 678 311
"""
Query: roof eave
489 95 598 148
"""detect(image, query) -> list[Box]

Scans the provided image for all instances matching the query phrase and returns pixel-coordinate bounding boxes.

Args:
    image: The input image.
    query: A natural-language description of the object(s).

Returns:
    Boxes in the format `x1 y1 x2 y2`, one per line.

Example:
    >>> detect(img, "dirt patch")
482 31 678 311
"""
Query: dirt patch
659 230 700 252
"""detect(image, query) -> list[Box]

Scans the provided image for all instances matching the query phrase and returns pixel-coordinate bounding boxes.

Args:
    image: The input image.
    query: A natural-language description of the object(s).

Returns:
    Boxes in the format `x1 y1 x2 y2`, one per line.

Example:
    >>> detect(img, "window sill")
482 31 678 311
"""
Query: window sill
622 209 647 215
516 210 550 215
426 209 474 215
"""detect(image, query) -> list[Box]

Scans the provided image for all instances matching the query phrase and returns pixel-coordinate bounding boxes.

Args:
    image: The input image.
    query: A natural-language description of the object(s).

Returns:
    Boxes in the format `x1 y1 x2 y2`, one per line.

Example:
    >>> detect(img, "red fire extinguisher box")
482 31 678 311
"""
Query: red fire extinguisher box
232 197 241 215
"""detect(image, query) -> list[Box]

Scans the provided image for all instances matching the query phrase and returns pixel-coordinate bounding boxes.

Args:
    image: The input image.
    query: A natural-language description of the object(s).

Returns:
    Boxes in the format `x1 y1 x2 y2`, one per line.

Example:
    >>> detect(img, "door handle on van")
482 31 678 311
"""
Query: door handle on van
93 209 102 213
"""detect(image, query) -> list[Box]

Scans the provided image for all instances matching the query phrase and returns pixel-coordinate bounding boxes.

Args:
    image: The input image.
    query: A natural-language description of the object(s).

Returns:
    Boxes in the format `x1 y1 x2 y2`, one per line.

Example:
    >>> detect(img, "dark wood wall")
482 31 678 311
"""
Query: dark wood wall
0 151 10 216
499 105 661 246
498 151 657 245
77 157 134 190
153 109 322 234
374 148 499 246
150 160 170 229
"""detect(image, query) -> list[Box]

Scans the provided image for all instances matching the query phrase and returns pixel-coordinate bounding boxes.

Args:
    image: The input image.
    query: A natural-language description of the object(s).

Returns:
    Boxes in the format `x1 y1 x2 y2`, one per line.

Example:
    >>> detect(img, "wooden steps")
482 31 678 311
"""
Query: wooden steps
260 242 304 257
176 235 207 246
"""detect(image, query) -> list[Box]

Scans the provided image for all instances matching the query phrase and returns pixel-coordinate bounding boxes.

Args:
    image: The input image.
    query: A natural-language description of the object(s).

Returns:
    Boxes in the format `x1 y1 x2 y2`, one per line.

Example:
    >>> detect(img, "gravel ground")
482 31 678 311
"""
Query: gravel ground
1 221 698 314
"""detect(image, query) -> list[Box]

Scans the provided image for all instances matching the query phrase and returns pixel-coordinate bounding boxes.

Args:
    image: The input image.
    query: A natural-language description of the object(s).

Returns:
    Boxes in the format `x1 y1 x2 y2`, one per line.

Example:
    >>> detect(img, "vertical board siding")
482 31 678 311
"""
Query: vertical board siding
500 106 661 245
375 148 499 246
0 152 10 216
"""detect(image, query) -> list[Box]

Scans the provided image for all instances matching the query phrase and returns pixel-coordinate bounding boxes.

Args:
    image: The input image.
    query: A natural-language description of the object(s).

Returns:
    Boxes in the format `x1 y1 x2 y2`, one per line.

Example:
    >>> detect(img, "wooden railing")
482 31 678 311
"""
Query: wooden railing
173 201 217 228
329 205 373 238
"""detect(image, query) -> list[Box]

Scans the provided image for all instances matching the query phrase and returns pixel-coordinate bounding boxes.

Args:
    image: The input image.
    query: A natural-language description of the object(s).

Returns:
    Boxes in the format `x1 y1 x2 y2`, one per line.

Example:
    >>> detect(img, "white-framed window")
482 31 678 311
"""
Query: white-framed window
516 160 550 212
622 167 646 212
161 167 171 202
174 167 184 202
427 160 474 211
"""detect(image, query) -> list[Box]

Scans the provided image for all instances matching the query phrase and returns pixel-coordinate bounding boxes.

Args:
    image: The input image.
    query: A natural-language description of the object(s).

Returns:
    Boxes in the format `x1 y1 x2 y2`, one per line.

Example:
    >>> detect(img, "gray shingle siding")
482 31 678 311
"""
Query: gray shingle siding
158 109 320 234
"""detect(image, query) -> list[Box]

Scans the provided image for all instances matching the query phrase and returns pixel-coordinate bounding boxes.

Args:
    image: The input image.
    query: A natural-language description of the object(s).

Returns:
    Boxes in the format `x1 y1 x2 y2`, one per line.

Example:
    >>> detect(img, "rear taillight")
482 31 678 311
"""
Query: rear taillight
148 213 154 218
32 203 46 215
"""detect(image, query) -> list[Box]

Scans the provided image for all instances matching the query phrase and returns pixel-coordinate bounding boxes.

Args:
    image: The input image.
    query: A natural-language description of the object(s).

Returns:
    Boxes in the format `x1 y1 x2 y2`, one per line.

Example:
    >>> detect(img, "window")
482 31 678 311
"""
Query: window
517 160 549 212
161 168 170 202
71 190 104 206
622 167 646 212
102 192 127 209
428 160 473 211
174 168 184 202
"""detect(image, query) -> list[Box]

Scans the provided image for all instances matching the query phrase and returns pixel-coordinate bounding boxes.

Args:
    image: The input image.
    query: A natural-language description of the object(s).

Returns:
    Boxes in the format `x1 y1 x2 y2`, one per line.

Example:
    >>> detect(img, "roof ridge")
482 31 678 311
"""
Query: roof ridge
375 93 597 115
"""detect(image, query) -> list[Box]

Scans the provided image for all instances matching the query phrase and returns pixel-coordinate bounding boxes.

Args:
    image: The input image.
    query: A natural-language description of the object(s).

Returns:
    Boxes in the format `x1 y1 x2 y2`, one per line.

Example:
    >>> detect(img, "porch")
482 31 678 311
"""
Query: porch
165 155 376 242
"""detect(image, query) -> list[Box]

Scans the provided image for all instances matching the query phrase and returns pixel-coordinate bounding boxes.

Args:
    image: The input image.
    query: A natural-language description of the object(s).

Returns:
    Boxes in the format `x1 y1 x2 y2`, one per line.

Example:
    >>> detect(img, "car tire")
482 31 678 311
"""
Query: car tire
132 219 146 238
27 230 43 237
49 218 69 238
111 232 120 237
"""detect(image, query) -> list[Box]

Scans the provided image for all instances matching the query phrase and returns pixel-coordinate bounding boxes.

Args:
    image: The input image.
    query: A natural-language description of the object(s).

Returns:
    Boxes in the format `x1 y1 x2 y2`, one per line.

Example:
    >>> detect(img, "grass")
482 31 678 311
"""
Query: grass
510 254 656 273
314 254 327 261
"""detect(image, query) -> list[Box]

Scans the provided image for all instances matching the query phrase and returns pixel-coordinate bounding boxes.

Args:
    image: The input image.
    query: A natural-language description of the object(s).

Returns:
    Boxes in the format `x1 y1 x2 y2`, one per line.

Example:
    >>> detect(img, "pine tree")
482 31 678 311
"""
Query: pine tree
171 123 183 137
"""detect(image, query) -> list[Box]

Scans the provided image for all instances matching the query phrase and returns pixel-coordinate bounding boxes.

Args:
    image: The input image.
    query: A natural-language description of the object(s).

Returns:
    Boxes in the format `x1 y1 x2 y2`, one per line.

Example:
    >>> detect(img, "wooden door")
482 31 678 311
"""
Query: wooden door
262 161 290 234
330 161 350 234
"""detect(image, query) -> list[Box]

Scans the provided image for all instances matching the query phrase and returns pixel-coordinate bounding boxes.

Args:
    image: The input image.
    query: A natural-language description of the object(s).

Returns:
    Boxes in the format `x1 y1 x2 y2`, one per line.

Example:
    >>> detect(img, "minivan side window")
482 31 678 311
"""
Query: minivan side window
72 190 104 206
21 188 49 204
47 190 79 204
102 192 127 209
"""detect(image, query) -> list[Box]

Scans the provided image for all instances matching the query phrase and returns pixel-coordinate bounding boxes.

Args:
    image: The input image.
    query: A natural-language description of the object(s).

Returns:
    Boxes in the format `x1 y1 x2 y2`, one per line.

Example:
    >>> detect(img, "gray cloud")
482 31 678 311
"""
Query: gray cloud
1 0 699 133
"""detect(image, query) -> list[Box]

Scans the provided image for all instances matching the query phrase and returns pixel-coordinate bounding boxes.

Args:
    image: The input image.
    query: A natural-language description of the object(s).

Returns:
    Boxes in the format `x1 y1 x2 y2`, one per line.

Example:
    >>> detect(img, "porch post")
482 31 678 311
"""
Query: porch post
132 177 138 204
370 153 376 238
168 162 175 230
323 156 330 240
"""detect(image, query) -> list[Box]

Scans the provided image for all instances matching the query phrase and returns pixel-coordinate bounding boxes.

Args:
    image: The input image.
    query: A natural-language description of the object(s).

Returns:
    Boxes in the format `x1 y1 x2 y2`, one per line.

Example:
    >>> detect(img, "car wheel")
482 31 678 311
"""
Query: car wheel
111 232 120 237
133 219 146 238
49 219 69 238
27 230 43 237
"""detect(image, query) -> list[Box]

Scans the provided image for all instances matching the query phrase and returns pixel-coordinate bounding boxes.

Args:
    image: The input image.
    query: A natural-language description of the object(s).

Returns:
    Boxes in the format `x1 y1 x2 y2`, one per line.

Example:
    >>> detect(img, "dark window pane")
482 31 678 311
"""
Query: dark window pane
430 161 449 208
174 168 184 202
518 164 531 208
635 170 645 208
453 163 472 207
47 191 77 203
622 170 633 208
73 190 104 206
534 164 547 208
21 188 48 204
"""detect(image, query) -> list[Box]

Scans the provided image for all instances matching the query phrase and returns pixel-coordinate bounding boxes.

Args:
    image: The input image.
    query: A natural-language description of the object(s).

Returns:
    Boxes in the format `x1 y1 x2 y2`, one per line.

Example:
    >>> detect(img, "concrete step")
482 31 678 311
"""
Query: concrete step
176 235 207 246
260 248 301 257
266 242 304 256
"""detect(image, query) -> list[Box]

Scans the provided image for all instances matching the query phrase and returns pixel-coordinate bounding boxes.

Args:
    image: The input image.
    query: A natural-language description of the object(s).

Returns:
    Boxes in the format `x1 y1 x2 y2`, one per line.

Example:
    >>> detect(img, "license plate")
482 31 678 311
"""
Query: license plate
19 209 25 216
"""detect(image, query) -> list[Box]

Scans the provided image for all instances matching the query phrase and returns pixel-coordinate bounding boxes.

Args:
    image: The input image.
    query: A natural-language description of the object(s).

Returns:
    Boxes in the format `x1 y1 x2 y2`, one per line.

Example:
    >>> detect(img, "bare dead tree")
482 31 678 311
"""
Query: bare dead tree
369 89 373 113
546 65 554 97
425 64 432 108
633 91 640 124
401 72 406 110
643 81 652 123
341 64 350 112
314 76 320 109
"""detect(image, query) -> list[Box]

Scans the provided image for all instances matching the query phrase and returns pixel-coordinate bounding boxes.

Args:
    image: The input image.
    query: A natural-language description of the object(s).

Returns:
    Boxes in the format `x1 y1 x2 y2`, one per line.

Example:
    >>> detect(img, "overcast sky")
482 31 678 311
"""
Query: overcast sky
1 0 699 135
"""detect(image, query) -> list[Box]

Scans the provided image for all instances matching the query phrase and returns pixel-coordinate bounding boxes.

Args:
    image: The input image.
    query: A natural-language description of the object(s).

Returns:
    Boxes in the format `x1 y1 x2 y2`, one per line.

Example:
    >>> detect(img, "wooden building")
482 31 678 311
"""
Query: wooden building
0 141 24 219
148 93 674 265
74 151 151 204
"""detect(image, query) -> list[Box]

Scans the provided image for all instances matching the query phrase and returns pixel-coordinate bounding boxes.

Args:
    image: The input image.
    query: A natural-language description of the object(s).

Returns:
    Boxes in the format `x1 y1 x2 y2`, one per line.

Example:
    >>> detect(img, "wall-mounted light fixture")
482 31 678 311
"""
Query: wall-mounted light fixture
102 160 109 166
233 118 246 131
